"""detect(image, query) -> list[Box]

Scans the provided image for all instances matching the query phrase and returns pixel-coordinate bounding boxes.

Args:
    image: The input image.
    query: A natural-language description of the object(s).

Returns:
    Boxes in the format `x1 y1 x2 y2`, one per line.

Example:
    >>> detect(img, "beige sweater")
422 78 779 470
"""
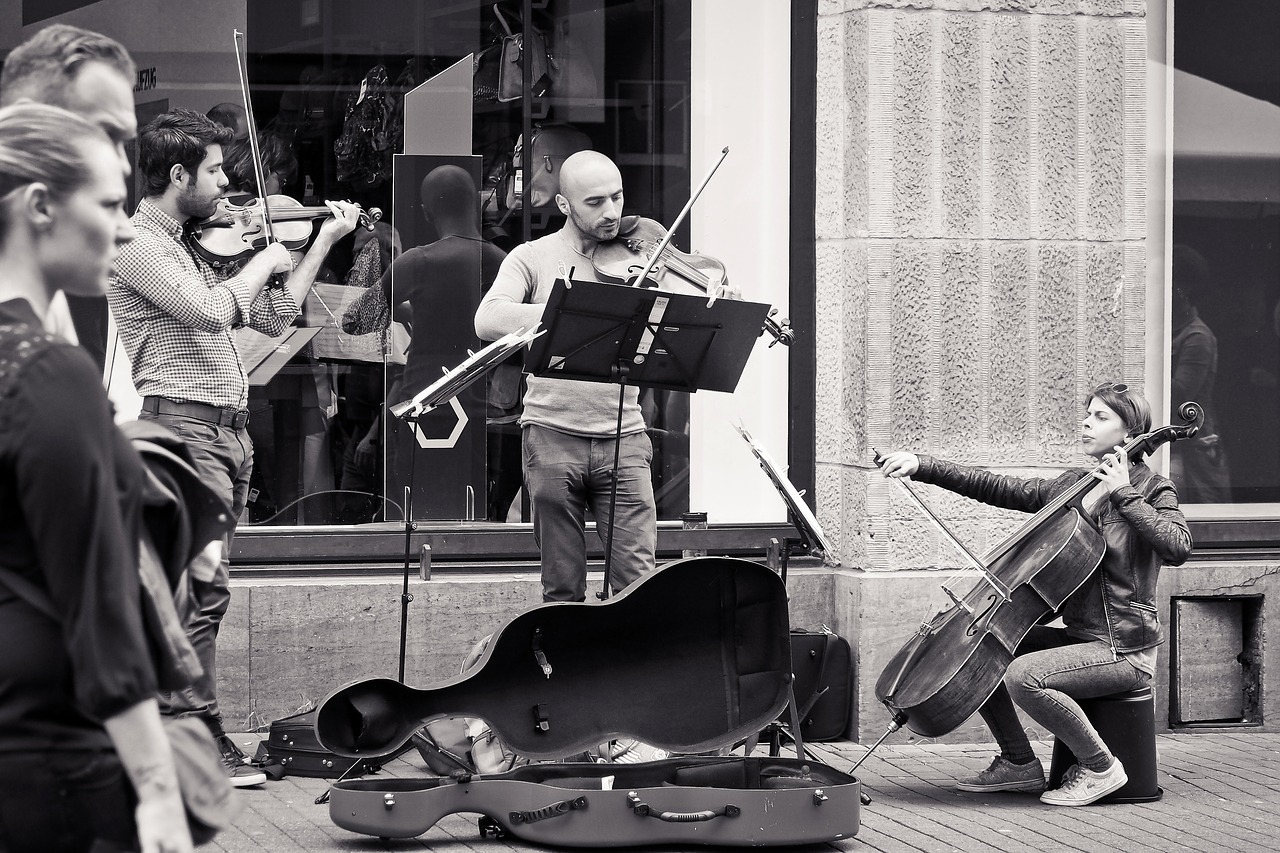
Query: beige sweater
475 230 644 437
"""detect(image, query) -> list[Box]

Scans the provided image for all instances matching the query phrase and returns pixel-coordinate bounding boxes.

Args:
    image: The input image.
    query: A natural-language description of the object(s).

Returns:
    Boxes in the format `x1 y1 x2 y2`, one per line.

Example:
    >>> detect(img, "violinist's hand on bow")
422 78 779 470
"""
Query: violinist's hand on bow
1092 445 1132 495
259 241 296 275
317 200 363 243
878 451 919 479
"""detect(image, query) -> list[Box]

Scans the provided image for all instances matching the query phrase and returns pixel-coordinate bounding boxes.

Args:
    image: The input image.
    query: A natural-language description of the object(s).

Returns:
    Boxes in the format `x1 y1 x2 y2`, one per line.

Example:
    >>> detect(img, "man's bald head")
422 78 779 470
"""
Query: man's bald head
420 164 477 218
555 150 623 245
557 150 618 201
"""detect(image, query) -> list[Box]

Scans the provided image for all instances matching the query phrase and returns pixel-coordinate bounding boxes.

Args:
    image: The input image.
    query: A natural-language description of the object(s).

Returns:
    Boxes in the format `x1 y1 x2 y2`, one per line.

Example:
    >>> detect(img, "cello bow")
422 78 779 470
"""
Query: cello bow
872 449 1011 611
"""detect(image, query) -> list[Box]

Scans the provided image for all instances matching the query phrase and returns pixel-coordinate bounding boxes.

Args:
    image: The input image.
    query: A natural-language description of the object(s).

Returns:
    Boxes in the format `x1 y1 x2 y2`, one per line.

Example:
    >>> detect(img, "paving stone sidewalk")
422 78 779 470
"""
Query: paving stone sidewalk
207 731 1280 852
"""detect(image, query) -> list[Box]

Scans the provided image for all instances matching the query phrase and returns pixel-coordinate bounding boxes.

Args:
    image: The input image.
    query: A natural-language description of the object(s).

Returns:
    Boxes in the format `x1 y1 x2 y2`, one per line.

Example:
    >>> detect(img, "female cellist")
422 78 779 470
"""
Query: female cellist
878 382 1192 806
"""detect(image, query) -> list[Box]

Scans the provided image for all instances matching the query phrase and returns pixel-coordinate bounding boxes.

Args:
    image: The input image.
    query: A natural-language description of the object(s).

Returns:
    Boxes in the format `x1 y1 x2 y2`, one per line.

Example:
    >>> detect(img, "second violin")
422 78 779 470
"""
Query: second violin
189 194 382 268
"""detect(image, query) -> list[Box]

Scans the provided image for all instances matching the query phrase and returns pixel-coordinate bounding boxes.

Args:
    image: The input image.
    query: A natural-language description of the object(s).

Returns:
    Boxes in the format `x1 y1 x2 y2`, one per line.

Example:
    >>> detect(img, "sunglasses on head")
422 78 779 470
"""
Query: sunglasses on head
1097 382 1128 394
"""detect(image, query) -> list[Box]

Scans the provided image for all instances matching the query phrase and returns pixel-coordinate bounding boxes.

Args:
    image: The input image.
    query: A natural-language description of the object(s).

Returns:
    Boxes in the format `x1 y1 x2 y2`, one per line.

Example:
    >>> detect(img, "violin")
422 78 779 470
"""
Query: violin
593 215 794 348
188 194 382 268
208 31 382 271
868 402 1204 741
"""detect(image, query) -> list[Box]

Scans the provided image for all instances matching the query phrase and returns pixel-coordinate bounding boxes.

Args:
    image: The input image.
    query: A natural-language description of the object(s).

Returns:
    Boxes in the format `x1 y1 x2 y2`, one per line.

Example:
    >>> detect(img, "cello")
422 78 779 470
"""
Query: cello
856 402 1203 757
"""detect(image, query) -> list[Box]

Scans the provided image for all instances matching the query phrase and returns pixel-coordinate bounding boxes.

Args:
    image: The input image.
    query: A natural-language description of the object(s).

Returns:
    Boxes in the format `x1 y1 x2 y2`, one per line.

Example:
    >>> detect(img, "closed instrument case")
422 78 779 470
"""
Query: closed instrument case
316 557 860 846
253 709 400 779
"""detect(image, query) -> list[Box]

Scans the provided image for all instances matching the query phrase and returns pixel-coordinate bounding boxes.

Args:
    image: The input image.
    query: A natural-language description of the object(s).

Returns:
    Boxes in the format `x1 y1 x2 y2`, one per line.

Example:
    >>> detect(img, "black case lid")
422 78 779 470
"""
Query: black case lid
316 557 794 759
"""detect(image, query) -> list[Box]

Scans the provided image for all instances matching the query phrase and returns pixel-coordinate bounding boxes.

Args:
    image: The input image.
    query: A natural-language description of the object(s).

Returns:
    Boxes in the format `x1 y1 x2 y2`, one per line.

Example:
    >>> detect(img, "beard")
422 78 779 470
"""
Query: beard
566 204 619 243
176 180 221 221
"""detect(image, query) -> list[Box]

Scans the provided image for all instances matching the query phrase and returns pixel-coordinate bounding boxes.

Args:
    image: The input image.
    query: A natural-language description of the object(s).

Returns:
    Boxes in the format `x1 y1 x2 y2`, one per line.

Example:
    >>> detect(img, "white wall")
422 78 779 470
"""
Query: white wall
689 0 792 523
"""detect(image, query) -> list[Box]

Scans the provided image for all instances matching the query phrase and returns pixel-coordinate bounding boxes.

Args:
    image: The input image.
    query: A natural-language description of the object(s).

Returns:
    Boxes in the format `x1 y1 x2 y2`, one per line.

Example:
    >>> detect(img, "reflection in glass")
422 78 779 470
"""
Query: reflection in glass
385 159 505 522
1168 245 1232 503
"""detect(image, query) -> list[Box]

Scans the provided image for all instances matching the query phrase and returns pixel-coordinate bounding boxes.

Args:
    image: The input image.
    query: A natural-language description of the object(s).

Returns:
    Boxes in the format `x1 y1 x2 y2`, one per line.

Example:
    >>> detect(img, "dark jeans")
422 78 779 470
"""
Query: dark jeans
0 749 138 852
522 425 656 602
981 626 1149 772
141 411 253 731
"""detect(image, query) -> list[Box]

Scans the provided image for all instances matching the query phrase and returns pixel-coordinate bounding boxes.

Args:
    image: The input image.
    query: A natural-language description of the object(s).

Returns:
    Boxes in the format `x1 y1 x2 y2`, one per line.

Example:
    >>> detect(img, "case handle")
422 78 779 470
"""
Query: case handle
509 796 588 824
626 792 740 822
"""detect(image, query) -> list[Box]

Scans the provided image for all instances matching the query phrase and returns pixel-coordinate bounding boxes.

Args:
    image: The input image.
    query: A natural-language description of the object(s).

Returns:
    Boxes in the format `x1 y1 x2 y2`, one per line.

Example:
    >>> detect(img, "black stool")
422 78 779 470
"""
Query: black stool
1046 686 1162 803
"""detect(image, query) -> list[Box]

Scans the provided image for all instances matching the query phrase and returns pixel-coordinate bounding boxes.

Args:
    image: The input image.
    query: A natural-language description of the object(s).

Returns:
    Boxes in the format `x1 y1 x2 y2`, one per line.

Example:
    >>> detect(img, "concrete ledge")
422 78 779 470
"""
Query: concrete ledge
219 559 1278 743
218 566 835 730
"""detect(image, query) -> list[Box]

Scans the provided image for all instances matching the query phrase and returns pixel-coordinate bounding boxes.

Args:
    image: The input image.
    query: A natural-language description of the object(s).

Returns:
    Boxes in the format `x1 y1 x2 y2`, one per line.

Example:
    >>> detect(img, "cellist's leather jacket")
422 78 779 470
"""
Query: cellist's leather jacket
914 456 1193 653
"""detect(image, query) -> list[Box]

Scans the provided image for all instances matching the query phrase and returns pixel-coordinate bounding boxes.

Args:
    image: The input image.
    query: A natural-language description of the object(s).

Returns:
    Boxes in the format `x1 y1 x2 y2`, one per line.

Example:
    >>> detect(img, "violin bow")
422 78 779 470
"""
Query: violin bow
629 146 729 298
232 29 277 246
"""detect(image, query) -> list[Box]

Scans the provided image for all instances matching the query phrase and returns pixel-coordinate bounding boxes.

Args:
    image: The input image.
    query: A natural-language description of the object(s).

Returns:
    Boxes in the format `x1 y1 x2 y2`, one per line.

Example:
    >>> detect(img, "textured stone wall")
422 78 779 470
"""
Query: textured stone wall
815 1 1147 573
815 2 1150 741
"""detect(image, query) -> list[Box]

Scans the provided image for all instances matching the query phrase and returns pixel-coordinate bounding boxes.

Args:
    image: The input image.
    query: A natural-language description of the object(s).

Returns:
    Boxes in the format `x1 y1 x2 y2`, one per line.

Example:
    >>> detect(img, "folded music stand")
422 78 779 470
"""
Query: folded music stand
734 423 840 580
527 278 770 597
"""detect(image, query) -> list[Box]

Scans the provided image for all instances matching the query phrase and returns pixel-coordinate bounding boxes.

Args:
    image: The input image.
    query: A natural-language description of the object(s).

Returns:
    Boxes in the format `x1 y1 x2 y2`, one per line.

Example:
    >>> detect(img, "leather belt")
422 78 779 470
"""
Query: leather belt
142 396 250 429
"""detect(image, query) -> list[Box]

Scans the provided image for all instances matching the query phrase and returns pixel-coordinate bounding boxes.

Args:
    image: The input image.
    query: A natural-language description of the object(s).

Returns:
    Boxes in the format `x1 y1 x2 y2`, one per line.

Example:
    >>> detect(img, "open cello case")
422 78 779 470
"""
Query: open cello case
314 556 861 846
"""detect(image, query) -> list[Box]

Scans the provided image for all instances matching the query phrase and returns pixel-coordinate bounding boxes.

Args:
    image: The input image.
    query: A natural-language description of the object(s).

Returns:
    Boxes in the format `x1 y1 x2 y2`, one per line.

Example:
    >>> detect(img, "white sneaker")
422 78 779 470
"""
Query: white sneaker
1040 759 1127 806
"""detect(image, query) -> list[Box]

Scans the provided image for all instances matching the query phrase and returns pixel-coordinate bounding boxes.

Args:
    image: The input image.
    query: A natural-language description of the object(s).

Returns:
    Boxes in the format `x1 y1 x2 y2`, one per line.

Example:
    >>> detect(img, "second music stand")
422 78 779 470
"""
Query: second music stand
387 327 542 682
527 278 771 597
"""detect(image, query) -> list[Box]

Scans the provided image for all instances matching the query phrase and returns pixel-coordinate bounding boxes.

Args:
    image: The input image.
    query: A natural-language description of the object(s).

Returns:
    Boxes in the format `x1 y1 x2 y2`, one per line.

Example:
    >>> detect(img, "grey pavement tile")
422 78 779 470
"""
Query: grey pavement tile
201 733 1280 853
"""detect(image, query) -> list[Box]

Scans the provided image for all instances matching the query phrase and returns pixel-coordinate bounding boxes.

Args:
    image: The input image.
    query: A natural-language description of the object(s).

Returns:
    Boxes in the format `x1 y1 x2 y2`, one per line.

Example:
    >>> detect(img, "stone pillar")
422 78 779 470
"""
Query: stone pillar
815 1 1149 742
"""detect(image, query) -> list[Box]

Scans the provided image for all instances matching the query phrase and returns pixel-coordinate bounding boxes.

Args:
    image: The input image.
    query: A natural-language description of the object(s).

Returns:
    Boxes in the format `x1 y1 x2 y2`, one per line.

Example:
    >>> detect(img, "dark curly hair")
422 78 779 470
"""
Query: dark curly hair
137 108 233 197
221 132 298 196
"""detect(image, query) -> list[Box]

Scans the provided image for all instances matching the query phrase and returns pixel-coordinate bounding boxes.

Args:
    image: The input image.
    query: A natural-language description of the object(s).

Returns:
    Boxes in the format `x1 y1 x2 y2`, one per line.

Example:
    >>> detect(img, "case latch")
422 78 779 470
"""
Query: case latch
532 627 553 678
533 703 550 732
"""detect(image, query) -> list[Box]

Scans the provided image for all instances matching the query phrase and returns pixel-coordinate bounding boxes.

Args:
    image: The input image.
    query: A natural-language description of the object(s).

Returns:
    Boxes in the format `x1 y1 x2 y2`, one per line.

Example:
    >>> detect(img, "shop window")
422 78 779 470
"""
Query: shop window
1171 1 1280 505
242 0 696 526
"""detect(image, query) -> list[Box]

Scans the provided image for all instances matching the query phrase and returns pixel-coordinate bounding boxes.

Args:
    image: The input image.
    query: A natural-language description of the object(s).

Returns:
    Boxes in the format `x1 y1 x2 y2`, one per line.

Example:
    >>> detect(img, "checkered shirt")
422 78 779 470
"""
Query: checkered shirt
108 198 299 409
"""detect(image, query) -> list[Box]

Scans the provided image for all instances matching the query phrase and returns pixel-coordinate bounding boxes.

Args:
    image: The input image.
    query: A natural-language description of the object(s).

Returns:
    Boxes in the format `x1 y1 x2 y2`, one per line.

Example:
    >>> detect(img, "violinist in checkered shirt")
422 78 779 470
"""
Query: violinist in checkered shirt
107 108 359 787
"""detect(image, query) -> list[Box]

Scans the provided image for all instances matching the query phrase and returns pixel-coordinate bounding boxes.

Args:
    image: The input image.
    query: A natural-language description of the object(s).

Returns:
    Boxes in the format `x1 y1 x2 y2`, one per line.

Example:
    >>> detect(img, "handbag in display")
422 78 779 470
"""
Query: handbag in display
493 4 551 102
316 557 861 846
547 15 601 101
504 123 592 211
334 63 395 190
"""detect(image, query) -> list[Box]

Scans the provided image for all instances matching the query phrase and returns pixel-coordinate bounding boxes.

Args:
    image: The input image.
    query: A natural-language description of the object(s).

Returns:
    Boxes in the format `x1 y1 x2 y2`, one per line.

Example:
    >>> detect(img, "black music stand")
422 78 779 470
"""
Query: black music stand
527 278 770 597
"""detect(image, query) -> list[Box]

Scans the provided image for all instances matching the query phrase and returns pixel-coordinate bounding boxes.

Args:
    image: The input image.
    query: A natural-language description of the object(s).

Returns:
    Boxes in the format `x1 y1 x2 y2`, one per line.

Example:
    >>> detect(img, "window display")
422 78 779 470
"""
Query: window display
235 0 695 525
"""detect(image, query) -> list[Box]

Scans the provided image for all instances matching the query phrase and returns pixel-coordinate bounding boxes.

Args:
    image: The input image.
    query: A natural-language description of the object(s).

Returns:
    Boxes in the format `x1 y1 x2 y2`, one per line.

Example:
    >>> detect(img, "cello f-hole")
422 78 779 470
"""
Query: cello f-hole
964 594 999 637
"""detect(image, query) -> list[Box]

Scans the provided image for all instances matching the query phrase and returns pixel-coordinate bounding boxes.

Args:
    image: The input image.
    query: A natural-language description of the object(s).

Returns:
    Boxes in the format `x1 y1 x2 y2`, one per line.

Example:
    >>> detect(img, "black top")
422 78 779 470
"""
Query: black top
381 234 507 397
0 298 156 753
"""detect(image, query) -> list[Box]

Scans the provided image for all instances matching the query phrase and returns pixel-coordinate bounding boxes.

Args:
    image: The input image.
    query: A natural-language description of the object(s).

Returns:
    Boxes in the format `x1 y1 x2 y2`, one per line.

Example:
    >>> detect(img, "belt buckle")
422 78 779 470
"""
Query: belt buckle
232 410 250 429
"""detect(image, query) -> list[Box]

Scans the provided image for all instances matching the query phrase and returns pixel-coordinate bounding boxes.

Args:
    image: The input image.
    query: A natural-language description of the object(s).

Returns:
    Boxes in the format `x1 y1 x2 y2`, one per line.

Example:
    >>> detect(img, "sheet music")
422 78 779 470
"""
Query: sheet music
390 326 543 420
735 423 840 566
